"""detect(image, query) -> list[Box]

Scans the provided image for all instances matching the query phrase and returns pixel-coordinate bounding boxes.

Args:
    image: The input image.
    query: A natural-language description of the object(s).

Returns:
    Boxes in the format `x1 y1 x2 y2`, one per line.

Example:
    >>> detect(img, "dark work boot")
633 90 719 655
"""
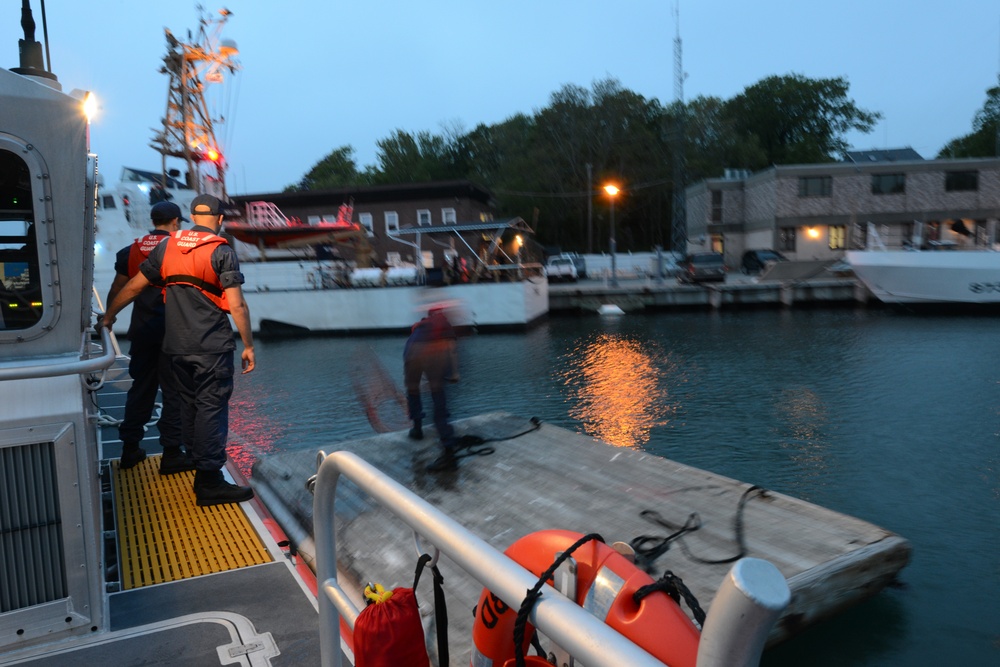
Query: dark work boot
409 421 423 440
159 448 196 475
193 469 254 507
119 445 147 470
426 447 458 473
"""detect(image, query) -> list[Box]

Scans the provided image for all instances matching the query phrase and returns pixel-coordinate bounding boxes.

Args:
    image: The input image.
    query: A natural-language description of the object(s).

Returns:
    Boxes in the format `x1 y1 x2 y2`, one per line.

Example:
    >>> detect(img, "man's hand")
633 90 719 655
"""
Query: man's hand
241 347 255 374
98 312 116 330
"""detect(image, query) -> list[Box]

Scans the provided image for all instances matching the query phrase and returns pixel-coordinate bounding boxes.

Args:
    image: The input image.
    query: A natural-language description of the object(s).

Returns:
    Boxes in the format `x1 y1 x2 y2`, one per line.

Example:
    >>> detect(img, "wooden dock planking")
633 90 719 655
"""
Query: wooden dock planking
250 412 910 660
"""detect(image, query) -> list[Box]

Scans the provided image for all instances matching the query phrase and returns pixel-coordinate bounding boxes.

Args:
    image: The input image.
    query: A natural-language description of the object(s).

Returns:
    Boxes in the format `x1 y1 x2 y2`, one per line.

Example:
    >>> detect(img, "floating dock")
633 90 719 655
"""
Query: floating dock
251 412 910 663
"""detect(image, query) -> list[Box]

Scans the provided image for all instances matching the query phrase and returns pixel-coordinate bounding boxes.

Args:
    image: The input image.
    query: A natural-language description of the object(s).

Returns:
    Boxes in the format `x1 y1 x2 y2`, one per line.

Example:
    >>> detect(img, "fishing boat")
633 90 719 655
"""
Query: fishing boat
846 222 1000 305
91 10 546 337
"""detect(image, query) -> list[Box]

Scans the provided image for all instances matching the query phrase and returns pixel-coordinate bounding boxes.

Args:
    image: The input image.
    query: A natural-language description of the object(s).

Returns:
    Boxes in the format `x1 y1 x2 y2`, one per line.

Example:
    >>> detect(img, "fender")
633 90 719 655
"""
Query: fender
471 529 700 667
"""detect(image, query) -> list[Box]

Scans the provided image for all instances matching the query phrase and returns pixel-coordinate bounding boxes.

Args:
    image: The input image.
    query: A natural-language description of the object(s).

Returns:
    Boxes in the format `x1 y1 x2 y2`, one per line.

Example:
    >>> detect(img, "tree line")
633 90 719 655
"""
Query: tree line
286 73 999 253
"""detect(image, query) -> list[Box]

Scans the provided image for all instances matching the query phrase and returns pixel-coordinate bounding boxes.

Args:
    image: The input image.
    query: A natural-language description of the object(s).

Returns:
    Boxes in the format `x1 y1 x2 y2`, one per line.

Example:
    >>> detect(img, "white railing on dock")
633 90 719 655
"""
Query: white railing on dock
311 450 789 667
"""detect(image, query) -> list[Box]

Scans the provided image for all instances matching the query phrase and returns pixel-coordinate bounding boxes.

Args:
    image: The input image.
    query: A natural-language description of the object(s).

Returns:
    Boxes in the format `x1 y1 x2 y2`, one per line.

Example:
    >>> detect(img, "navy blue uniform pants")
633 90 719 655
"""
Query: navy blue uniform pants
119 335 183 450
404 341 455 443
163 351 234 471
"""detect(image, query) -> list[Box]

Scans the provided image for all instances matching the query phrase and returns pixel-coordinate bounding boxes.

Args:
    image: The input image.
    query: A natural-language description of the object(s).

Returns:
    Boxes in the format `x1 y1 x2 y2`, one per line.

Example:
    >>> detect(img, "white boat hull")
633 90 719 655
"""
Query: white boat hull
240 267 549 334
846 249 1000 304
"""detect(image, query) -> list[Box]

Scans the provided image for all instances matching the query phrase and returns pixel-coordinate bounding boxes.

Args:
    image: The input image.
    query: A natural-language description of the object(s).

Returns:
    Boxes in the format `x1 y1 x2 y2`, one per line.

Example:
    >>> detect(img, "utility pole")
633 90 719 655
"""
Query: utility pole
670 2 688 255
586 163 593 253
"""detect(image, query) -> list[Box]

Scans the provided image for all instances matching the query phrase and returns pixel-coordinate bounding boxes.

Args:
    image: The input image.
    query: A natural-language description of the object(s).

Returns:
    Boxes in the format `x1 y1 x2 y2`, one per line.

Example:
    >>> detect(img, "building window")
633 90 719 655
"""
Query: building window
359 212 373 236
798 176 832 197
871 173 905 195
101 194 117 209
779 227 796 252
385 211 399 234
710 190 722 222
829 225 846 250
417 209 431 226
945 171 978 192
442 208 456 225
307 215 321 224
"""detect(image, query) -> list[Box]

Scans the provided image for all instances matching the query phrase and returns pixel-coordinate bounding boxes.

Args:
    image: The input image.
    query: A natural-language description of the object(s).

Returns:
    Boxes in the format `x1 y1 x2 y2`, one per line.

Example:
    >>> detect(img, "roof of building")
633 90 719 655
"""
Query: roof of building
843 148 924 163
231 180 494 207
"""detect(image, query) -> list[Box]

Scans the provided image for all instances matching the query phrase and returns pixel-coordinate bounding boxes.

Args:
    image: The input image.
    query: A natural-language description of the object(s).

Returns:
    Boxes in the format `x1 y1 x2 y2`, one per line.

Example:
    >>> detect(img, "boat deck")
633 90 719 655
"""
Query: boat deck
252 412 911 665
2 359 323 667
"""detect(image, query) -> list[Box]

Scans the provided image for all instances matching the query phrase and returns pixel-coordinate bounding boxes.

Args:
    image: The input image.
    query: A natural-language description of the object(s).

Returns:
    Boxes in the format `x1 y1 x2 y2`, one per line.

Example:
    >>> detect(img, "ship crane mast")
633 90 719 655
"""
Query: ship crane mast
150 7 239 197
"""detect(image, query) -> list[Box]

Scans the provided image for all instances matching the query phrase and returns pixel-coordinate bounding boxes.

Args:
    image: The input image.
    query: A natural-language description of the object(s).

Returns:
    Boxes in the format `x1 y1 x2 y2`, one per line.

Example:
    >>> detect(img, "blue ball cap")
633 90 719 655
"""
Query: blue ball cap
150 200 186 223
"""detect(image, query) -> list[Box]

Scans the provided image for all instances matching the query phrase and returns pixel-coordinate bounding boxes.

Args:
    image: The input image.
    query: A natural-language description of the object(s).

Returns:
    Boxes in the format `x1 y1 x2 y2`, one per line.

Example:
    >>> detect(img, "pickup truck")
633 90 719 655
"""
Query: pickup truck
545 255 579 282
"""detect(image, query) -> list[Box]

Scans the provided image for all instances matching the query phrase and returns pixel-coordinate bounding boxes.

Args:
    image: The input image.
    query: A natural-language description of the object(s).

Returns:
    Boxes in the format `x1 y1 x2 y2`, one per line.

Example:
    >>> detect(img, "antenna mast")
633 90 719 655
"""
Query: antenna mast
150 8 239 196
670 1 688 253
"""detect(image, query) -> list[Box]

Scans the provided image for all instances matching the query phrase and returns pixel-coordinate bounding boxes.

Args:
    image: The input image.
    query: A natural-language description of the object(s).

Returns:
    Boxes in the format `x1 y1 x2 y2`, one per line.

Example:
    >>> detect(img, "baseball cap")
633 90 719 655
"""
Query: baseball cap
190 194 224 216
150 200 186 223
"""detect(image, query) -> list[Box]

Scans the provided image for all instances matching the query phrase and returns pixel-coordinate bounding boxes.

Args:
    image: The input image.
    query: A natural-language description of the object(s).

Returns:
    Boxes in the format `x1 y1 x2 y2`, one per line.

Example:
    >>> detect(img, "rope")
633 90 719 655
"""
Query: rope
511 532 604 667
630 485 770 570
633 570 707 628
413 553 450 667
452 416 544 461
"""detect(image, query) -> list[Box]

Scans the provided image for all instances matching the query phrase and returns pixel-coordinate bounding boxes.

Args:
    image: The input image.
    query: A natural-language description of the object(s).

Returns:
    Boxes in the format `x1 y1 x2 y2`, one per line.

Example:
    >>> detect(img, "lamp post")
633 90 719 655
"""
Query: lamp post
604 184 619 287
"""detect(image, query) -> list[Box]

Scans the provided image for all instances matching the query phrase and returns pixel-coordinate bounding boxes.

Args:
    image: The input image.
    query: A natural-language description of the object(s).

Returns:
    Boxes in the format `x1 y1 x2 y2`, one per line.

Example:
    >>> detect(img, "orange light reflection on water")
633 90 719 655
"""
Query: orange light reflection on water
566 334 675 448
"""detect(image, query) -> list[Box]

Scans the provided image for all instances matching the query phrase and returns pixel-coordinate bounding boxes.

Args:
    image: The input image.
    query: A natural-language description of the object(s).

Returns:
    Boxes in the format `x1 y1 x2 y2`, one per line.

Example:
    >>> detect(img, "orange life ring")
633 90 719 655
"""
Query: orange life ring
470 529 700 667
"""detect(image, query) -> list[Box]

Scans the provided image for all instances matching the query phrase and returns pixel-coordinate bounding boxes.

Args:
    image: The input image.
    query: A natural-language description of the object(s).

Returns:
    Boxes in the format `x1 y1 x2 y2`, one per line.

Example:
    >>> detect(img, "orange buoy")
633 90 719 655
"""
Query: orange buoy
471 529 700 667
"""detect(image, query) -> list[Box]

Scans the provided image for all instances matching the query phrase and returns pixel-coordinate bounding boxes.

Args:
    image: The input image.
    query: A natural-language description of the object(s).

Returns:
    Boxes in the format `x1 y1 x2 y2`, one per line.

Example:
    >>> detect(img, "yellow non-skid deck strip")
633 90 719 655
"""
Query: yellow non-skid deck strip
114 456 271 590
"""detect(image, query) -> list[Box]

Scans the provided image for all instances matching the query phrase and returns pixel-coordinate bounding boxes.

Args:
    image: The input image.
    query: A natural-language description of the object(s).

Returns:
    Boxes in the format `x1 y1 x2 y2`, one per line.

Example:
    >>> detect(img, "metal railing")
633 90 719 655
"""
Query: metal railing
312 450 790 667
0 327 116 382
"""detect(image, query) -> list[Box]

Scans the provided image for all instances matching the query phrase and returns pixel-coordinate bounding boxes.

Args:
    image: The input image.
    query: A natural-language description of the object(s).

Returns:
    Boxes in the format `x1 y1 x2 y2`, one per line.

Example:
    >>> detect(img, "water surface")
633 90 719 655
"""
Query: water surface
231 309 1000 666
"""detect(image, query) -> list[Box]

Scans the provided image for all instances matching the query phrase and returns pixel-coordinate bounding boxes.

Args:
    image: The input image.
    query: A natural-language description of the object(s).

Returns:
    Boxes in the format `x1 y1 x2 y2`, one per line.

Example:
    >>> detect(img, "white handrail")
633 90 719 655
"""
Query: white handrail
312 450 788 667
0 327 116 382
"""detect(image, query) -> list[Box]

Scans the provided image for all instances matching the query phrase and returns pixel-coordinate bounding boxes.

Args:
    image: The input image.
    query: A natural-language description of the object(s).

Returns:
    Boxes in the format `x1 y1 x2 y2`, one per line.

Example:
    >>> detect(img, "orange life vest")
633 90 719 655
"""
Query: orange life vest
127 233 169 277
470 529 700 667
160 229 231 312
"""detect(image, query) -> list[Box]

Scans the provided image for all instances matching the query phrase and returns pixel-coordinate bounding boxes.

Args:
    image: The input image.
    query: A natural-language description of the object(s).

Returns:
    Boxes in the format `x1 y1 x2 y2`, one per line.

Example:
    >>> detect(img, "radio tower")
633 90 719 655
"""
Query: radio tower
670 2 688 253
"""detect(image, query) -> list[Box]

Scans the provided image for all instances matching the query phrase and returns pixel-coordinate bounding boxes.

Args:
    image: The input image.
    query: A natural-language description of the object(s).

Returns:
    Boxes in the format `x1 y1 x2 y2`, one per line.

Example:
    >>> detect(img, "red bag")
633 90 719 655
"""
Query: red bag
353 587 430 667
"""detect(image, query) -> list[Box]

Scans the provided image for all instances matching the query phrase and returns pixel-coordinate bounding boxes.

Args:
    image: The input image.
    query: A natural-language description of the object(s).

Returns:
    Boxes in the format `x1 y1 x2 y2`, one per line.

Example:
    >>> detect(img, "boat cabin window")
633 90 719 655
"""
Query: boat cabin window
0 149 43 331
101 194 117 209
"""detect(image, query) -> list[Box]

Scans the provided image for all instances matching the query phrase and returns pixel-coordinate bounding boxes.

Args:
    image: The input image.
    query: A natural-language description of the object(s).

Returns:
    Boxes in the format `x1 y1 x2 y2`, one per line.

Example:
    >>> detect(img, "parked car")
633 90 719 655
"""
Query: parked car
545 255 578 282
740 249 787 274
676 252 726 283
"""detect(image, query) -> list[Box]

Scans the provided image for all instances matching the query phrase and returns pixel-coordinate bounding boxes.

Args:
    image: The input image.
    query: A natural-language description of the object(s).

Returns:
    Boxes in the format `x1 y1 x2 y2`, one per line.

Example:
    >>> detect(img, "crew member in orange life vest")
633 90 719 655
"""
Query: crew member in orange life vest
106 200 194 475
102 194 256 507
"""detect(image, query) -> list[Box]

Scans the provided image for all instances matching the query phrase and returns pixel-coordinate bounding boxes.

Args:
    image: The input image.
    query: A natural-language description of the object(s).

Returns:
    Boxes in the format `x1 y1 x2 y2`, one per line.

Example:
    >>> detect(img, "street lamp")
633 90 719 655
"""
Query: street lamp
604 184 620 287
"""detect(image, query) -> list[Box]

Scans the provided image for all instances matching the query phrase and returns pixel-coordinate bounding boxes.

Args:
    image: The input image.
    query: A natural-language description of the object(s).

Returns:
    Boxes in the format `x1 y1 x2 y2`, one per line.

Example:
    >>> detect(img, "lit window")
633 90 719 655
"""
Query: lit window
417 209 431 226
829 225 846 249
385 211 399 234
442 208 456 225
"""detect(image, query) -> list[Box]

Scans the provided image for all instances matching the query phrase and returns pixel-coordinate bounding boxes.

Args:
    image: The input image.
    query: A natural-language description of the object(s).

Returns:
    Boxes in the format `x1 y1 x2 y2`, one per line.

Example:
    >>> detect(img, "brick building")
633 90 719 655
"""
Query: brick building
685 153 1000 266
